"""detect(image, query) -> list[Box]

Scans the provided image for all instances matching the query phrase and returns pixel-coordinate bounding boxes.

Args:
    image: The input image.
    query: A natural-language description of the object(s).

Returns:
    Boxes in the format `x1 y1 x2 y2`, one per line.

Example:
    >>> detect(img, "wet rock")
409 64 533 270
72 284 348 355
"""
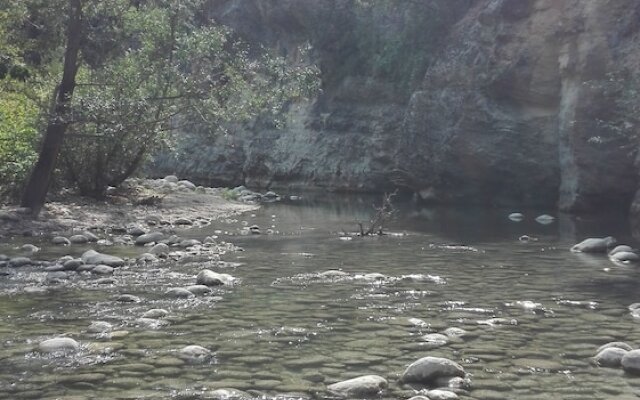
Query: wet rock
179 239 201 247
138 253 158 263
594 347 628 367
142 309 169 319
508 212 524 222
571 237 616 253
427 390 459 400
165 287 195 298
135 232 164 245
135 317 168 329
164 175 179 183
610 251 639 263
69 234 89 244
207 388 253 400
149 243 170 256
174 218 193 225
38 337 80 354
443 327 468 338
83 231 99 242
88 321 114 334
535 214 555 224
422 333 449 347
52 236 71 246
610 245 634 255
45 264 65 272
401 357 465 384
249 225 261 234
81 250 125 267
179 345 212 363
597 342 633 353
46 271 69 283
186 285 213 295
63 259 84 271
0 210 19 221
94 277 116 285
408 397 430 400
21 244 40 253
196 269 235 286
622 350 640 374
92 265 114 275
116 294 141 303
8 257 31 267
128 227 146 236
327 375 388 397
178 180 197 190
0 254 8 261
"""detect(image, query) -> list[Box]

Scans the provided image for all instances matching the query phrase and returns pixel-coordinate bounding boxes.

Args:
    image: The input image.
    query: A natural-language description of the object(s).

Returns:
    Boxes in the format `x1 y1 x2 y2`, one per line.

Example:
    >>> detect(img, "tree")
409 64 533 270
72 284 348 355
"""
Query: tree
20 0 83 214
2 0 318 212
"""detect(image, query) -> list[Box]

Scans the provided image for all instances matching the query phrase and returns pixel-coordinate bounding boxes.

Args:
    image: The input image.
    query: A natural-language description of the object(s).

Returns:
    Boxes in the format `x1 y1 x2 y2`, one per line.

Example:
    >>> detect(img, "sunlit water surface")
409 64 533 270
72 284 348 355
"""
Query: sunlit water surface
1 196 640 400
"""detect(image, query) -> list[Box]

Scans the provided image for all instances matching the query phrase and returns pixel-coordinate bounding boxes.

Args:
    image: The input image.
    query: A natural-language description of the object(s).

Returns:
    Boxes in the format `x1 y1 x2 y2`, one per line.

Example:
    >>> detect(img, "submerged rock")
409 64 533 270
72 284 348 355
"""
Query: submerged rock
186 285 213 295
610 245 634 255
52 236 71 246
610 251 639 263
597 342 633 353
179 345 212 363
427 390 459 400
327 375 388 397
508 212 524 222
142 309 169 319
38 337 80 354
88 321 114 334
571 237 616 253
165 287 195 299
401 356 465 384
8 257 32 267
81 250 125 267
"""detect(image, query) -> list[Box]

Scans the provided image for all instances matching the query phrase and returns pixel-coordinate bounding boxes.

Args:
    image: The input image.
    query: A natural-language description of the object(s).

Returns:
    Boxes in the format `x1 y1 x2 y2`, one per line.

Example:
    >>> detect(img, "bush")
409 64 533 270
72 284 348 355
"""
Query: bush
0 92 38 201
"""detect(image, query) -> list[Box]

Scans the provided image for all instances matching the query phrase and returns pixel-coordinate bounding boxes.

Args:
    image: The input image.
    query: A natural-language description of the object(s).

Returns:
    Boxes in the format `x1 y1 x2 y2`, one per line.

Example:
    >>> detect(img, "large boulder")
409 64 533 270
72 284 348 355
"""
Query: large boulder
401 357 465 384
327 375 388 397
594 347 628 367
571 237 616 253
81 250 125 267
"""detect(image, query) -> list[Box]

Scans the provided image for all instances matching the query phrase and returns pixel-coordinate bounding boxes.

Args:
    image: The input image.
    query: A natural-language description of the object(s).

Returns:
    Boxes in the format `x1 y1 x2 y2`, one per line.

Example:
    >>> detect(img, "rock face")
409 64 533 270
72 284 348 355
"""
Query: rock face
149 0 640 219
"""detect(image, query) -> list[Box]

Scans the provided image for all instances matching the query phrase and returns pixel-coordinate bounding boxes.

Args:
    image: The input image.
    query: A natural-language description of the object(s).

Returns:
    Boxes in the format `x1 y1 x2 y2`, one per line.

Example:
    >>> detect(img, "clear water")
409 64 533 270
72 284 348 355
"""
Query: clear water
1 196 640 400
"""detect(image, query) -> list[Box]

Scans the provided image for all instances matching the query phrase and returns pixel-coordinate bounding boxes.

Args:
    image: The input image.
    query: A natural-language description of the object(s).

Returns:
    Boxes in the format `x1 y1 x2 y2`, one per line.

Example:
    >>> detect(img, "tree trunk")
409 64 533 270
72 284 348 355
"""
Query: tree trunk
20 0 83 215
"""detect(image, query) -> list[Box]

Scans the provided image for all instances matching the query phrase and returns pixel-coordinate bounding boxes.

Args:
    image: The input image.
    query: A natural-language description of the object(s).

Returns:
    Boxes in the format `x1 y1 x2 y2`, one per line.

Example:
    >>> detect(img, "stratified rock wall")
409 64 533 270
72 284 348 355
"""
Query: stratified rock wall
152 0 640 213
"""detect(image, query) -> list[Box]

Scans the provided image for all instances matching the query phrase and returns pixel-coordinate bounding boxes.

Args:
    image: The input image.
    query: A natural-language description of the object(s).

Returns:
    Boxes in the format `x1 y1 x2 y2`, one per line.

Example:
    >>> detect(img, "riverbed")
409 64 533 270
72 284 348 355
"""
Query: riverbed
0 195 639 399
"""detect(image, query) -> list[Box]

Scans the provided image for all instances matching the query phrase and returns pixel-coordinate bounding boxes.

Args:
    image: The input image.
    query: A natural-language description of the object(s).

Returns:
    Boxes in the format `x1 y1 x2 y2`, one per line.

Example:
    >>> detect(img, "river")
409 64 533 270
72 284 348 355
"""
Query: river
0 195 639 399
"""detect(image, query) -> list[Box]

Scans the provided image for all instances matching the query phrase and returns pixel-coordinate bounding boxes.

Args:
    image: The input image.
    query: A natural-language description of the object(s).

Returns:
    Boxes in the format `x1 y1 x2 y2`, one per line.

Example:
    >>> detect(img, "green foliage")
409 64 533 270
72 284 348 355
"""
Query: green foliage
2 0 320 199
0 91 38 200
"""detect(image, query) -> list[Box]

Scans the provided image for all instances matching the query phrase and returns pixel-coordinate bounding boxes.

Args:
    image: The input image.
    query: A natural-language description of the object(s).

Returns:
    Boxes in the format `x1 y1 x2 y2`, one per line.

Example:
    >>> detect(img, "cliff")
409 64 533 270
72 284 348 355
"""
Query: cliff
152 0 640 215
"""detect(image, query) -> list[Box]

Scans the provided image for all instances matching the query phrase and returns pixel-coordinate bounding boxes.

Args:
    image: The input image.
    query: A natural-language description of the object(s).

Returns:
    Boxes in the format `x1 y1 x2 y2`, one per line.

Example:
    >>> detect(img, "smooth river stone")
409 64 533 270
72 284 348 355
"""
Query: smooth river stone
38 337 80 354
594 347 628 367
327 375 388 397
621 350 640 374
401 357 465 384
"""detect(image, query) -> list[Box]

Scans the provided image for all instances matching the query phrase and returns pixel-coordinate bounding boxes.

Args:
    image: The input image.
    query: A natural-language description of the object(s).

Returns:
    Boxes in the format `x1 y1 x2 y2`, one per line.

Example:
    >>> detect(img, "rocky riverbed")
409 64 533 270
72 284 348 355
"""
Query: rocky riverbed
1 194 640 399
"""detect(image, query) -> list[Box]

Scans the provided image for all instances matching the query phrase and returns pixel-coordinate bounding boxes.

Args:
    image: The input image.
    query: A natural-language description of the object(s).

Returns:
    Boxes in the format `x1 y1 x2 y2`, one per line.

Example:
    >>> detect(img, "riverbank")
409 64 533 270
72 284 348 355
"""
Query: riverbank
0 177 258 238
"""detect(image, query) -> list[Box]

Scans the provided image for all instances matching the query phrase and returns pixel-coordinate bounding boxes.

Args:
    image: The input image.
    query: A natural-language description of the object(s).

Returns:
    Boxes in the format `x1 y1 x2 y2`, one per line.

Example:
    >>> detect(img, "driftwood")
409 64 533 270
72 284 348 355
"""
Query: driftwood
356 190 398 236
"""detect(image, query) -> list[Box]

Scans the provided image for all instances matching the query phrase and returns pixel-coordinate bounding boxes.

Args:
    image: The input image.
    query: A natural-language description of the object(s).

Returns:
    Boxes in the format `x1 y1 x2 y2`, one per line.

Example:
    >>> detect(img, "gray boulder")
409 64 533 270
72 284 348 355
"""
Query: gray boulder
196 269 235 286
135 232 164 245
571 237 616 253
8 257 32 267
63 259 84 271
81 250 125 267
427 390 459 400
594 347 628 367
165 288 195 299
610 251 639 263
92 265 114 275
401 357 465 384
150 243 170 256
597 342 633 353
69 235 89 244
327 375 388 397
38 337 80 354
610 245 634 255
52 236 71 246
622 350 640 374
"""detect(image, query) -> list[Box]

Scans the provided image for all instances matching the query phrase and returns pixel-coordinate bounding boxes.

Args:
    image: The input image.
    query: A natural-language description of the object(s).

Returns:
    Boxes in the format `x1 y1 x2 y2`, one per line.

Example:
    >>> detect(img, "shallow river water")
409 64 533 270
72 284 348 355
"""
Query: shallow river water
1 196 640 399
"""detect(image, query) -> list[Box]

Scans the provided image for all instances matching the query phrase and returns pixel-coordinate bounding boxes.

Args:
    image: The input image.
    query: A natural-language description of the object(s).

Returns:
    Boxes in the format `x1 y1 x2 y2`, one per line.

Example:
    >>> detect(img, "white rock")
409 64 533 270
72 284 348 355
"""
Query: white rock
38 337 80 354
327 375 388 397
